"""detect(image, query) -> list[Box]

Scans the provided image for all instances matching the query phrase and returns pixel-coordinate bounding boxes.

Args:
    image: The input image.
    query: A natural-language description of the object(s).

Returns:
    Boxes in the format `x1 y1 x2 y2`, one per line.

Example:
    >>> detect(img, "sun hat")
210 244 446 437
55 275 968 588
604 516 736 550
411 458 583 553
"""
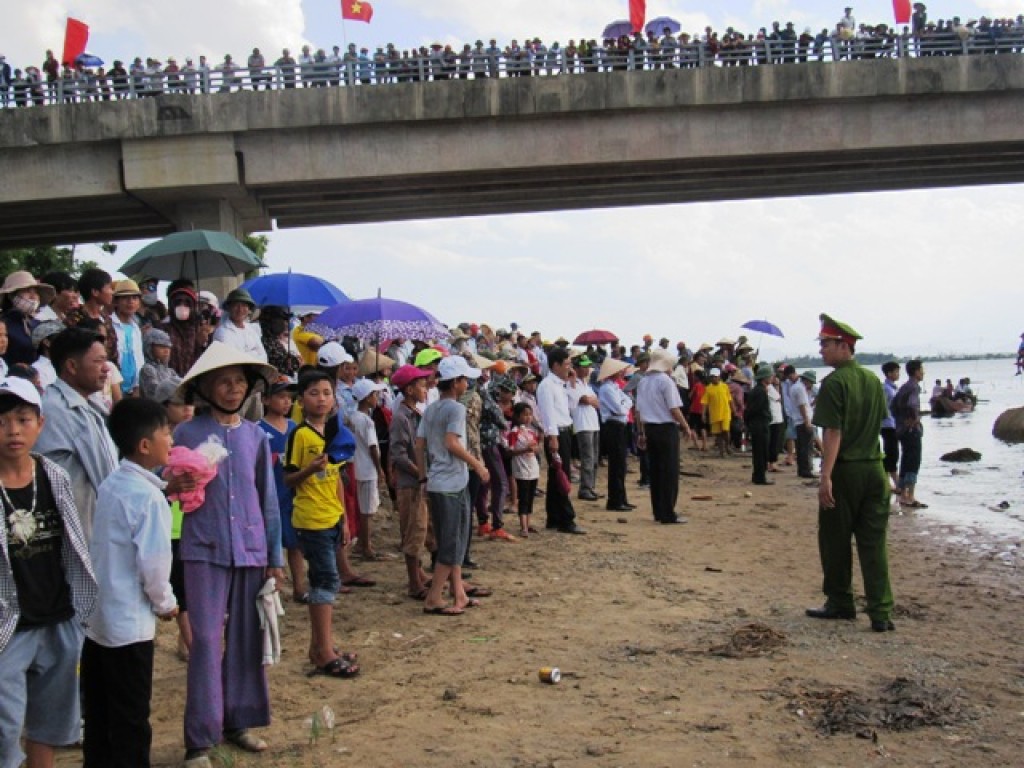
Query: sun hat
175 341 277 402
754 364 774 382
31 320 65 349
730 370 751 385
698 343 714 352
414 348 443 368
144 328 172 348
799 370 818 383
0 271 55 304
112 279 142 298
597 357 632 382
491 360 508 375
198 290 219 307
352 378 387 402
450 327 468 341
716 337 735 346
317 341 352 368
689 362 704 374
574 355 594 368
635 352 651 365
223 288 255 308
0 377 42 409
358 347 395 376
521 372 538 384
391 365 431 391
438 356 481 382
152 376 186 405
647 349 676 374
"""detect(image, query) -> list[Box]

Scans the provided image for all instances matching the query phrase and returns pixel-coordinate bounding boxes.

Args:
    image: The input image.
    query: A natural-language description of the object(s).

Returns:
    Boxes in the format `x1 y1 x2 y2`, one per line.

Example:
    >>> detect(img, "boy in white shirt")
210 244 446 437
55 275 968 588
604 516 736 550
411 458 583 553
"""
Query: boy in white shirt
82 397 178 768
351 379 388 560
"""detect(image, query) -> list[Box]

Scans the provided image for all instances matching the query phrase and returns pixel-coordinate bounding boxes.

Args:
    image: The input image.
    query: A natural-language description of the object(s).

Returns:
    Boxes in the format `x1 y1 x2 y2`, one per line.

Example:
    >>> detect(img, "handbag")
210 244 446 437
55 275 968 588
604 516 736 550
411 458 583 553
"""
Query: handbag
551 454 572 496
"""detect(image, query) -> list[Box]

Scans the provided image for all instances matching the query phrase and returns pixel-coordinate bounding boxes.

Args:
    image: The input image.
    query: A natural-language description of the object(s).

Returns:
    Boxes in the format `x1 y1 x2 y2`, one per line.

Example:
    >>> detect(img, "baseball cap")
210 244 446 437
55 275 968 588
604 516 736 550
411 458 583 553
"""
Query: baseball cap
268 375 298 395
390 364 430 391
437 356 481 382
0 377 42 410
709 367 722 377
318 342 352 367
352 378 386 402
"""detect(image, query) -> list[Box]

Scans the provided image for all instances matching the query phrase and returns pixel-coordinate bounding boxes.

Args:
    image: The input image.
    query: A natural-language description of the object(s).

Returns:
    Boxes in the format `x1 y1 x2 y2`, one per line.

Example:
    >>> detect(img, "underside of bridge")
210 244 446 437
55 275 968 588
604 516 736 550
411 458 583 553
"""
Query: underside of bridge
2 55 1024 249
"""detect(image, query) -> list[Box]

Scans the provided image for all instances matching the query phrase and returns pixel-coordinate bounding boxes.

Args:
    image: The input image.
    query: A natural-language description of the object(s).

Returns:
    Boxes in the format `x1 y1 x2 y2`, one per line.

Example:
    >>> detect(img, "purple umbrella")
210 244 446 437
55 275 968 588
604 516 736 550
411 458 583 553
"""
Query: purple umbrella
645 16 682 36
602 19 635 40
741 319 784 338
310 294 448 343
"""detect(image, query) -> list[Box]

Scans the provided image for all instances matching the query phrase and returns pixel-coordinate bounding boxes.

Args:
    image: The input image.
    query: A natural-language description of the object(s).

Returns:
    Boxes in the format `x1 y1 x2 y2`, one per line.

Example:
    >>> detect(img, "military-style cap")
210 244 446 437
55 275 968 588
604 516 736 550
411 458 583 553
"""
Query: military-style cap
817 313 862 346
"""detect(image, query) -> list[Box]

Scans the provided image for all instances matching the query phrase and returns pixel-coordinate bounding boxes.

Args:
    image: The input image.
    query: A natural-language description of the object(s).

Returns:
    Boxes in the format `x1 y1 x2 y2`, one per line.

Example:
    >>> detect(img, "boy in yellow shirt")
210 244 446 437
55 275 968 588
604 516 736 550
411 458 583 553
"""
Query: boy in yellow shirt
702 367 733 458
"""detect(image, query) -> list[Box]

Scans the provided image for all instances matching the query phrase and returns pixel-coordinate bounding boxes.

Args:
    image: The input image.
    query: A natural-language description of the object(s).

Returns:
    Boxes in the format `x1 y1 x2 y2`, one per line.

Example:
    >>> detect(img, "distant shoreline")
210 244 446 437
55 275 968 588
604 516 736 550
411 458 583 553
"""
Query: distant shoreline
779 353 1015 367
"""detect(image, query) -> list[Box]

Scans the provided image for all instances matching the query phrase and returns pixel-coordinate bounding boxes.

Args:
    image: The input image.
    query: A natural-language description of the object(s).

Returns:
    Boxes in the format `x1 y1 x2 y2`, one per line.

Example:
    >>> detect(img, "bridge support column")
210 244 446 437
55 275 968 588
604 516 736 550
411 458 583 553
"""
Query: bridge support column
172 200 249 299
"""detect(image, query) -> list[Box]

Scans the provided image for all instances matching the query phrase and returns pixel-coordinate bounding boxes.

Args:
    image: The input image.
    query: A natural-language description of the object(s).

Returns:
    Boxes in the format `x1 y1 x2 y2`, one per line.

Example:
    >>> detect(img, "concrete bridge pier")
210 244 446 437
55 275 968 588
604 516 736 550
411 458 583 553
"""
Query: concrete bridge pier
170 199 249 298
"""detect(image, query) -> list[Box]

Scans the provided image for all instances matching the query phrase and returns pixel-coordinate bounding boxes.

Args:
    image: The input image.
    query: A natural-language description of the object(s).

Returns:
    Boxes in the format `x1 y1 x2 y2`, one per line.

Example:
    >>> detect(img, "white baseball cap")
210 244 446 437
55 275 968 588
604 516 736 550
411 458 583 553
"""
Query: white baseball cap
352 378 386 402
709 367 722 377
198 290 220 307
437 356 482 382
0 377 42 410
317 342 353 367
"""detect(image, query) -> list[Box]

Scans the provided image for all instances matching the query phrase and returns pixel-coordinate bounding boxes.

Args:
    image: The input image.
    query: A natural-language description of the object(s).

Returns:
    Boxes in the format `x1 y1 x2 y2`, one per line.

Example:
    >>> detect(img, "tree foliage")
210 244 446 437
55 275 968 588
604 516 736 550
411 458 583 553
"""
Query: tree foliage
242 234 270 280
0 243 112 281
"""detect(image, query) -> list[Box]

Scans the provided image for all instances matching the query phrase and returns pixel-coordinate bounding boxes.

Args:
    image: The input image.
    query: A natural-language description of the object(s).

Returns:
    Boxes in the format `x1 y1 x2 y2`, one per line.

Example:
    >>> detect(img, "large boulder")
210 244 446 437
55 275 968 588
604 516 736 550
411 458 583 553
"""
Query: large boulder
993 407 1024 443
940 448 982 462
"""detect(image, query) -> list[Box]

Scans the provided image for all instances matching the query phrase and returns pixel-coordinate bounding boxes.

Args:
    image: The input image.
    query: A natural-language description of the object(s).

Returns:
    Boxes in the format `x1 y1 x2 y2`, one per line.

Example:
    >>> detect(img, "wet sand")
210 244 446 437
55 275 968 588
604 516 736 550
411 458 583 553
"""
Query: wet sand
67 447 1024 767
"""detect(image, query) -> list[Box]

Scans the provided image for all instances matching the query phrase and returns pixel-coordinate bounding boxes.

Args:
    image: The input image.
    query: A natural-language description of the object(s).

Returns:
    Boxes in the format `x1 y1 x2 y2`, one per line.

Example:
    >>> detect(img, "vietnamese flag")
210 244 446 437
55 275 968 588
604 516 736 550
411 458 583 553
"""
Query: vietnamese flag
892 0 912 24
629 0 646 34
62 17 89 66
341 0 374 23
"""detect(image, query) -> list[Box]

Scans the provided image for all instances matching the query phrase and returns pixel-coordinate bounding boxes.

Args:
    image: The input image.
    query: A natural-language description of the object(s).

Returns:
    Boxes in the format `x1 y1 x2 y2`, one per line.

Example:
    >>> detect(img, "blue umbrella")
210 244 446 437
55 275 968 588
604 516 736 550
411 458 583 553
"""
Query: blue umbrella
240 271 349 314
741 319 785 338
310 294 448 343
75 53 104 67
646 17 682 36
602 19 635 39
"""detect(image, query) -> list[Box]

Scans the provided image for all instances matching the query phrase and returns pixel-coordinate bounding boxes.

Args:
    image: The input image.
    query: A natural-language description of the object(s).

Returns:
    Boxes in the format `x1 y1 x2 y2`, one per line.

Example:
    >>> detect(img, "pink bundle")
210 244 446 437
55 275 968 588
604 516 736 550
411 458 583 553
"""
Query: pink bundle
165 435 230 513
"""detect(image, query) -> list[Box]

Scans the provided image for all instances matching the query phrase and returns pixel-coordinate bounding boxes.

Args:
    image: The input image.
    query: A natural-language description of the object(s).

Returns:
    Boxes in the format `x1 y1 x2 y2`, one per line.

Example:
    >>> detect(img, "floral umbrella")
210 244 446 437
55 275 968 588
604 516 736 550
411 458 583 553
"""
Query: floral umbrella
310 294 448 343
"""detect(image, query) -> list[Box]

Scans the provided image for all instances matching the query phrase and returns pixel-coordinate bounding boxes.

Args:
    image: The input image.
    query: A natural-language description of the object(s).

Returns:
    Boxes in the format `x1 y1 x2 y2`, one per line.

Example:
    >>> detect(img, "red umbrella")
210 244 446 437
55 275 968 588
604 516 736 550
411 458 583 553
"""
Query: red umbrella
574 329 619 345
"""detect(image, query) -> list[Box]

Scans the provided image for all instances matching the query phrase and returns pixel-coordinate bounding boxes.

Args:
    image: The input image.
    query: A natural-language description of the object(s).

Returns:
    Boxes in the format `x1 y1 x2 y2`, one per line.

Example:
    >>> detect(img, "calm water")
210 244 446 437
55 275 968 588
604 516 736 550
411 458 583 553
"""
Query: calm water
810 358 1024 543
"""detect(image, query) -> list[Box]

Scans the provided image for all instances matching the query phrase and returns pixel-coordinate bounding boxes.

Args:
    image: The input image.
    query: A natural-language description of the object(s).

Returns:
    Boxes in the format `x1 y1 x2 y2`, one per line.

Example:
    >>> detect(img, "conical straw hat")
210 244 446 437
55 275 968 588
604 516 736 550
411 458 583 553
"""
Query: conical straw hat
175 341 277 401
597 357 633 382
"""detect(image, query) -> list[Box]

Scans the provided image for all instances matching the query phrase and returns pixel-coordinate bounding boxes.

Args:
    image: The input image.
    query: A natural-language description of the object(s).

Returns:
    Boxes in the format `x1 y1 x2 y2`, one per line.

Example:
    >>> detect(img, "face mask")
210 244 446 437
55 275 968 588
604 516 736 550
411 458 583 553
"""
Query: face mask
12 295 40 316
141 293 158 306
174 305 191 321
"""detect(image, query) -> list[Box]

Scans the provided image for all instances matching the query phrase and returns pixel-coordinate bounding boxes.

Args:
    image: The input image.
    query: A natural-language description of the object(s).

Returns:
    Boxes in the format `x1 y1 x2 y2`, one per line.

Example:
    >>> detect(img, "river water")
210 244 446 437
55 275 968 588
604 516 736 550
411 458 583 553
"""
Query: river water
807 358 1024 547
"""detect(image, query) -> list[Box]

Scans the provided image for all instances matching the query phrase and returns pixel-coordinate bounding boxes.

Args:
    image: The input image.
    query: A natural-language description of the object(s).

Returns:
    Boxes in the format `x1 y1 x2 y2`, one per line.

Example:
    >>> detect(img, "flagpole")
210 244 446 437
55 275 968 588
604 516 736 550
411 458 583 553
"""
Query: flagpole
342 18 349 51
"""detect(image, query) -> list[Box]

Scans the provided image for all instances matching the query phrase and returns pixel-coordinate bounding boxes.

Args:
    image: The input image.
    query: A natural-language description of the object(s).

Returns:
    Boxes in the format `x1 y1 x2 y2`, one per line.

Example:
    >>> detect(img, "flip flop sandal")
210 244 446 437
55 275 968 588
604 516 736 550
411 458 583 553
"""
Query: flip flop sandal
465 586 493 598
423 605 464 616
308 657 360 679
408 587 429 601
342 576 377 587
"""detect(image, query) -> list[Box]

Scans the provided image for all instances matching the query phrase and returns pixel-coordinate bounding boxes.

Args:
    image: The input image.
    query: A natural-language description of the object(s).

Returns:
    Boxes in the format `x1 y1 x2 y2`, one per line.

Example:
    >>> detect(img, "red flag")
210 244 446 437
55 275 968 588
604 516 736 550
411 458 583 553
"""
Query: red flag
629 0 646 34
892 0 912 24
341 0 374 23
62 17 89 66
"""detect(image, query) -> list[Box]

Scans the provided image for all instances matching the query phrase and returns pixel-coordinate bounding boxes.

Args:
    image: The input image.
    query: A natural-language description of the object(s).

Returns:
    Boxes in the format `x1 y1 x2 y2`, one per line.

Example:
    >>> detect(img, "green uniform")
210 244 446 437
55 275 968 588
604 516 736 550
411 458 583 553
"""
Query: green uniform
812 359 893 621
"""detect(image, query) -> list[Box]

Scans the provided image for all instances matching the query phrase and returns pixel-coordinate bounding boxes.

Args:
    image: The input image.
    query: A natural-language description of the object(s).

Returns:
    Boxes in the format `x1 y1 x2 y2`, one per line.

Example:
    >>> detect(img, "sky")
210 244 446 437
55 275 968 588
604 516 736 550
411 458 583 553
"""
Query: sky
4 1 1023 358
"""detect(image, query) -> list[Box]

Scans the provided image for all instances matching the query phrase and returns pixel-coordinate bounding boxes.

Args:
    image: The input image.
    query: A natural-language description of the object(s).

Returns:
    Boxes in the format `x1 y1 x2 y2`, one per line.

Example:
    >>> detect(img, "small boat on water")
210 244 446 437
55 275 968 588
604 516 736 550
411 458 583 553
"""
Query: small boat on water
930 395 976 418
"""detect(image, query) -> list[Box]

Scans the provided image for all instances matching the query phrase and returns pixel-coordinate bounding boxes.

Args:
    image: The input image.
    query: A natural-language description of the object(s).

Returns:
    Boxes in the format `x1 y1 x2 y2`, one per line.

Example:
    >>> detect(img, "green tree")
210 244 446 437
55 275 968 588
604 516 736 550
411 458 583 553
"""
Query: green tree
242 234 270 280
0 242 112 280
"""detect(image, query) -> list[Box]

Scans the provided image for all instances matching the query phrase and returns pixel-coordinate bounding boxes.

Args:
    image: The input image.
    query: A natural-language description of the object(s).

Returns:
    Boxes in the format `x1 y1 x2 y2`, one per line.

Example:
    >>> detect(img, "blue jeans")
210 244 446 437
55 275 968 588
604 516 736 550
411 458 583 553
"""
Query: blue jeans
295 526 341 604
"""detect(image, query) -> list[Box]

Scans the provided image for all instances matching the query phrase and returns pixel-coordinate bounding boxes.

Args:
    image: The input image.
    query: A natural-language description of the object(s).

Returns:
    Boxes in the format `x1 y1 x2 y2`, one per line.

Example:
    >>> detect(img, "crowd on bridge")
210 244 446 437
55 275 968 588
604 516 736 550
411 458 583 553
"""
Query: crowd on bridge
3 4 1024 107
0 260 925 765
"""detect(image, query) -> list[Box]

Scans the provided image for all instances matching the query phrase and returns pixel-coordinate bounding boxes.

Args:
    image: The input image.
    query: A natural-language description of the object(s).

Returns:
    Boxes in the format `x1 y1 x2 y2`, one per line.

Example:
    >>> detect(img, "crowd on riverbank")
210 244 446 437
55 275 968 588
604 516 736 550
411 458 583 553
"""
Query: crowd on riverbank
0 263 936 767
3 7 1024 107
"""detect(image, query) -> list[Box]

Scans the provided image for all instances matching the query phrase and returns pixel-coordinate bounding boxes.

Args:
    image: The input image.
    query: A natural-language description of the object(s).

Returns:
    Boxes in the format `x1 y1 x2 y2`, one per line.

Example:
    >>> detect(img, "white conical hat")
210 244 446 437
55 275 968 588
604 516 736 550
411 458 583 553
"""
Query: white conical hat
597 357 633 382
175 341 277 401
358 346 395 376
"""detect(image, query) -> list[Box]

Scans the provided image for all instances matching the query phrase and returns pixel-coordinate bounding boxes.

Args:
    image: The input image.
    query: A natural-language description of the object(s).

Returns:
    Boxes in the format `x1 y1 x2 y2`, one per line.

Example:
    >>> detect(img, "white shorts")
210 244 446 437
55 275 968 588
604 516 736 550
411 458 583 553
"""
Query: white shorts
357 478 380 517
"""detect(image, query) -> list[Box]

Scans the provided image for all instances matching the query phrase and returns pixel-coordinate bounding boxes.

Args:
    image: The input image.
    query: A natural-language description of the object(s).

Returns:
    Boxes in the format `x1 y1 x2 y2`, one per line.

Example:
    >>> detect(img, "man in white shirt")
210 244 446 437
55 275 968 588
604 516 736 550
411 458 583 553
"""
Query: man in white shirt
791 370 817 478
567 356 601 501
636 349 692 524
535 347 584 534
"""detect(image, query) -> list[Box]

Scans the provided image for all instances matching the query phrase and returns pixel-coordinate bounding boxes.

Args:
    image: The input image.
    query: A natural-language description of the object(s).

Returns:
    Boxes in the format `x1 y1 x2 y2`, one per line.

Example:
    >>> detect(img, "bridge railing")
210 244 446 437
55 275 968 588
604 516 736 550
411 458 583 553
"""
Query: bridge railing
3 33 1023 109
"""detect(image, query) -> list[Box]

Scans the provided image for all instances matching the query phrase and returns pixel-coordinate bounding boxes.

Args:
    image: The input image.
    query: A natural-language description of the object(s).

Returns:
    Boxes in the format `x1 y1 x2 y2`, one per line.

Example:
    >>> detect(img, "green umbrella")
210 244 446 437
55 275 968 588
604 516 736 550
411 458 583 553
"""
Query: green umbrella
118 230 265 282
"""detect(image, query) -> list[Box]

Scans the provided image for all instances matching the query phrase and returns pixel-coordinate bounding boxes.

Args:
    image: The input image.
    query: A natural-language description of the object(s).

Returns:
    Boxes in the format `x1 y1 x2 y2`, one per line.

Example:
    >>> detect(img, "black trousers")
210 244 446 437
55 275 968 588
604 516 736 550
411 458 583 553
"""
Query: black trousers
82 638 154 768
750 423 770 483
796 425 815 476
769 422 783 464
602 419 628 508
545 428 577 529
646 423 680 523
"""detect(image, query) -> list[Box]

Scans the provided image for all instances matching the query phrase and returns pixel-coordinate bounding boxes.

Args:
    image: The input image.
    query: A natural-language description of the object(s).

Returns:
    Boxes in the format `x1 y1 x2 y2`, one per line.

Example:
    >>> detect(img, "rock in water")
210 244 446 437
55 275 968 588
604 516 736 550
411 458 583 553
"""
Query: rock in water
940 448 982 462
993 407 1024 443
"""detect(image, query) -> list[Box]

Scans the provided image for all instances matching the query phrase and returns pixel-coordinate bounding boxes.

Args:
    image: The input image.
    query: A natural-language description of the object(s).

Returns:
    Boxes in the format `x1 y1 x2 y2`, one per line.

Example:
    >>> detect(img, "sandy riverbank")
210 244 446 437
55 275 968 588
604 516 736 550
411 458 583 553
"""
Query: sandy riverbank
63 448 1024 767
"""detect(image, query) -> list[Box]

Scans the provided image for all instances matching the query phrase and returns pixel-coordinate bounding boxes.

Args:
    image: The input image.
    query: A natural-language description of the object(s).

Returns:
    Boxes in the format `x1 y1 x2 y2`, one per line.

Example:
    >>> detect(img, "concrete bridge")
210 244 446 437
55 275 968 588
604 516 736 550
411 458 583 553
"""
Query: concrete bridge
2 55 1024 249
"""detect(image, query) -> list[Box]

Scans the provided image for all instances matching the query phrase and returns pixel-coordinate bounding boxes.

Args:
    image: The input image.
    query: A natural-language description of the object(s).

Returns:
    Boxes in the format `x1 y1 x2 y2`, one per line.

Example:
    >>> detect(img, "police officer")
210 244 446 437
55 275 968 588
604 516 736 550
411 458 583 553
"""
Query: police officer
806 314 895 632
